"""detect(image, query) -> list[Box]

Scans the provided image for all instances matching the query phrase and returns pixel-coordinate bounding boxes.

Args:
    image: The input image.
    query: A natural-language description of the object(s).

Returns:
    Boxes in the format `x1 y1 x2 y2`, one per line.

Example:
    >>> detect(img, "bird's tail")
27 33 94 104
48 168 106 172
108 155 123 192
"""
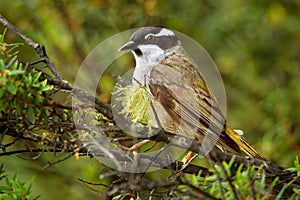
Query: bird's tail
224 124 267 161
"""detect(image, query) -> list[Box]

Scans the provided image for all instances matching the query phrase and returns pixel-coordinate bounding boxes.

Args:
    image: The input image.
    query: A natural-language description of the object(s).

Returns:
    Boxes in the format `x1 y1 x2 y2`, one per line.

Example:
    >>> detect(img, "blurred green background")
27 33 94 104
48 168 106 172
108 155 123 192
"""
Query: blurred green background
0 0 299 199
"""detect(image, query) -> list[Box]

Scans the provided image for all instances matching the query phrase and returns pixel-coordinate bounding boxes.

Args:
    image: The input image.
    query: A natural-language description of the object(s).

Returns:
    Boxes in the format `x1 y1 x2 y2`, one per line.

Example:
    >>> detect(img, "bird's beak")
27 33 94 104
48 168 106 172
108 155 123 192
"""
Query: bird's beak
119 41 137 51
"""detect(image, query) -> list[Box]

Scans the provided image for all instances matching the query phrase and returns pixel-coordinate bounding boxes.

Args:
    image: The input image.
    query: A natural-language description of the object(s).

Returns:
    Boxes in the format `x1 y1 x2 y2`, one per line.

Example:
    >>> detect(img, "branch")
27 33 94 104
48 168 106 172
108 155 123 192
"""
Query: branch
0 13 111 119
0 13 63 80
82 123 284 174
31 58 112 118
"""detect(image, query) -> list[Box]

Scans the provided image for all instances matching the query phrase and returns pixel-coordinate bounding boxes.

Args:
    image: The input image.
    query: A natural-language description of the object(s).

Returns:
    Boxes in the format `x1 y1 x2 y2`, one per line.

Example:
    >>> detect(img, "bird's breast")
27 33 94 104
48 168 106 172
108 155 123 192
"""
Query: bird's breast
132 62 155 85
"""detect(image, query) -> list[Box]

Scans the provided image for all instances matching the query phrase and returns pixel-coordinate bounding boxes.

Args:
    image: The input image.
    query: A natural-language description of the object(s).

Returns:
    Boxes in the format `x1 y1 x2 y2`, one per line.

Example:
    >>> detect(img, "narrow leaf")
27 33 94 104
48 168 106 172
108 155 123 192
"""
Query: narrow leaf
27 106 36 124
6 81 16 95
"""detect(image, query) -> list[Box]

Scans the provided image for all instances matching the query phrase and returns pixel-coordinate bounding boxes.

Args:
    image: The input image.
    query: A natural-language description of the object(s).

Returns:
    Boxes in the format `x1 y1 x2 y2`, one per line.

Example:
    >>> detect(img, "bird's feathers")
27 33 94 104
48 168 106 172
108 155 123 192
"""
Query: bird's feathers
147 51 266 160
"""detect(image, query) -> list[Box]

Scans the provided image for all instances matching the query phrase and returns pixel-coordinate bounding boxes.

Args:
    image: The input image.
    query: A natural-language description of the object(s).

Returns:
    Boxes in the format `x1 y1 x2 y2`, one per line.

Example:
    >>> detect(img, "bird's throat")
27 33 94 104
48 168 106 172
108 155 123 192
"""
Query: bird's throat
132 61 155 85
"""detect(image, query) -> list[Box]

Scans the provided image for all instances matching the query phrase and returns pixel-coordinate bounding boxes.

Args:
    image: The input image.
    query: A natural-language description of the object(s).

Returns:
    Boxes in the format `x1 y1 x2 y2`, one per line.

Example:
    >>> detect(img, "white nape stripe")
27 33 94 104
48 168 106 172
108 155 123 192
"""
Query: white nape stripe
145 28 175 39
155 28 175 36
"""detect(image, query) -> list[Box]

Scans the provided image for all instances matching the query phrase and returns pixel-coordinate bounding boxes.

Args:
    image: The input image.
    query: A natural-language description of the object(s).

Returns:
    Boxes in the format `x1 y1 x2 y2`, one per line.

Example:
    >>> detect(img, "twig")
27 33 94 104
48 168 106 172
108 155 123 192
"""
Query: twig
0 13 63 80
41 70 112 118
2 130 22 147
78 178 108 187
0 147 70 157
178 178 220 200
42 147 81 170
78 178 108 192
0 14 112 118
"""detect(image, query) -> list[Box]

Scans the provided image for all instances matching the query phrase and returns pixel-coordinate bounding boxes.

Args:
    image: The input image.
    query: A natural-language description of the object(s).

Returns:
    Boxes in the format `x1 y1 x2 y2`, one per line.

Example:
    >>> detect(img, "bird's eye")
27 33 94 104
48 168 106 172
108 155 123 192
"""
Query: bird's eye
146 34 155 43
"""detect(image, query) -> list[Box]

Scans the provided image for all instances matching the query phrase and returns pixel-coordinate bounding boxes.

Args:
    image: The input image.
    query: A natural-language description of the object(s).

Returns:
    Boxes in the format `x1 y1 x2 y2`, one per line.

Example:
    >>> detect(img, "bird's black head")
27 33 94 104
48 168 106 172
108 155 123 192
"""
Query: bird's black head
119 27 179 55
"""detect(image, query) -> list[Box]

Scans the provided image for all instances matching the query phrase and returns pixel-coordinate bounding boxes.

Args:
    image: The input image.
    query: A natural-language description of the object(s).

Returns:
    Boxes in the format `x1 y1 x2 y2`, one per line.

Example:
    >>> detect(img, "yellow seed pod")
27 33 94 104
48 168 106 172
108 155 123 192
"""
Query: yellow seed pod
114 83 152 125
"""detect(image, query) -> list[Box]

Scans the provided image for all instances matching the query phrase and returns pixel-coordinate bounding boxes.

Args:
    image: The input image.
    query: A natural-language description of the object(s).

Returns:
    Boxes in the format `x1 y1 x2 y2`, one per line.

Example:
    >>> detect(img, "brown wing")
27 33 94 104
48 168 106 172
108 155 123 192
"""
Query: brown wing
148 58 242 155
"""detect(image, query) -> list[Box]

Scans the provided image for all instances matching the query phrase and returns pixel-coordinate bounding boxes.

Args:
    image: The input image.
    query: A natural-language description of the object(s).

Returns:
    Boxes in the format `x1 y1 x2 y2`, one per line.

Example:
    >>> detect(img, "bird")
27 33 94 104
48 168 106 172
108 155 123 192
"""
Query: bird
119 27 266 161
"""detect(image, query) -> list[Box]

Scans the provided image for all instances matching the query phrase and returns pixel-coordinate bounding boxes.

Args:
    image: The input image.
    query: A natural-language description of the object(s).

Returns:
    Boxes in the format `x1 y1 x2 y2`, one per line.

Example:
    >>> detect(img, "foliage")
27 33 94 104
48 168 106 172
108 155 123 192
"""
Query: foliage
0 29 53 126
0 164 35 200
124 158 300 200
187 160 275 199
109 157 300 200
186 157 300 200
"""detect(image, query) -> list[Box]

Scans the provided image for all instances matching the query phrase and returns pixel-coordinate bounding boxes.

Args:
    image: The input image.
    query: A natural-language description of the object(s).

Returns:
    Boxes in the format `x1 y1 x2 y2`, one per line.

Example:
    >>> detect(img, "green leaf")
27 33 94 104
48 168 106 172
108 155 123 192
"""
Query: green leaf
6 43 23 56
0 60 5 71
9 69 24 76
40 79 48 86
0 28 7 43
275 178 296 200
37 84 53 92
0 88 5 98
6 81 16 95
39 108 49 124
28 73 32 83
27 106 36 124
32 72 41 83
5 56 17 69
25 177 34 194
1 74 6 85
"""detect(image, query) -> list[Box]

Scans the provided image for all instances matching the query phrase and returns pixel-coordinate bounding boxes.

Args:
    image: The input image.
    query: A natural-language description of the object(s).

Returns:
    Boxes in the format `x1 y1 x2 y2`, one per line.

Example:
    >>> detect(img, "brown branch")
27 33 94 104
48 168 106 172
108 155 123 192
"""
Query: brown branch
0 147 71 157
0 14 38 49
0 13 112 119
82 123 285 174
42 147 82 170
106 174 219 200
2 130 22 148
0 13 63 80
177 179 220 200
37 65 113 119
